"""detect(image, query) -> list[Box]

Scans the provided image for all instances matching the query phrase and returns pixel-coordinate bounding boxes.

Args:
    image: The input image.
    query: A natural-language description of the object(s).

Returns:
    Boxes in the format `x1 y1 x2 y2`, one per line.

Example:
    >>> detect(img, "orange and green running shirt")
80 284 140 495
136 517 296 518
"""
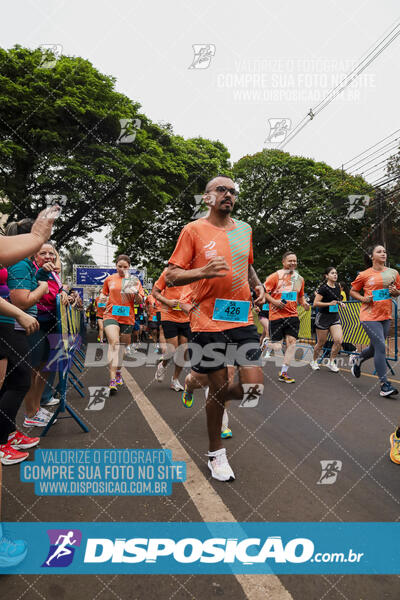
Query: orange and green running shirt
154 269 191 324
102 273 144 325
95 295 106 319
264 269 305 321
168 217 254 332
351 267 400 321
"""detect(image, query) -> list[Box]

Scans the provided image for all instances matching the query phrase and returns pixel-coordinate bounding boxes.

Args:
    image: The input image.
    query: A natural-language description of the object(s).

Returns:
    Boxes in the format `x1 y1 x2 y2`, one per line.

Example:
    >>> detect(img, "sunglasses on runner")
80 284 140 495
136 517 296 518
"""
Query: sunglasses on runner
214 185 239 196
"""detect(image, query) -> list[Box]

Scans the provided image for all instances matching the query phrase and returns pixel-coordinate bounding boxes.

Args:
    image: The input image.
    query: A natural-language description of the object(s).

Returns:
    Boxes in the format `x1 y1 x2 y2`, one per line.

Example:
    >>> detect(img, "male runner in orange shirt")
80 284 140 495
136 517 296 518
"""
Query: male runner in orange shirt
264 251 310 384
166 175 265 482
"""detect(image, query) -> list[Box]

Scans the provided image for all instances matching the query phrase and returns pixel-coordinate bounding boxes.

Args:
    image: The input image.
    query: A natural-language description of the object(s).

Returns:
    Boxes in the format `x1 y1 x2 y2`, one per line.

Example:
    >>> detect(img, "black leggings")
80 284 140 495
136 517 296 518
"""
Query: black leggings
0 325 31 443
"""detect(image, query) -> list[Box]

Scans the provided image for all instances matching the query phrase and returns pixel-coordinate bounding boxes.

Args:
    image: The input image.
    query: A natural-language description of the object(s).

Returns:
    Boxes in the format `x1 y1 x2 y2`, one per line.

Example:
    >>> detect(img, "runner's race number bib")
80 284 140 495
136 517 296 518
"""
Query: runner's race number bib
281 291 297 302
112 305 130 317
152 316 158 322
98 302 106 308
262 303 269 311
329 304 339 313
372 288 390 301
212 299 250 323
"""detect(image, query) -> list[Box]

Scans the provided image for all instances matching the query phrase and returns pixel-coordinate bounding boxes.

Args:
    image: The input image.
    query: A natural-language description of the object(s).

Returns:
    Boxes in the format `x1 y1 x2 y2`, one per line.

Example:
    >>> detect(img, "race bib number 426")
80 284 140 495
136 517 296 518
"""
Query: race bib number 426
212 299 250 323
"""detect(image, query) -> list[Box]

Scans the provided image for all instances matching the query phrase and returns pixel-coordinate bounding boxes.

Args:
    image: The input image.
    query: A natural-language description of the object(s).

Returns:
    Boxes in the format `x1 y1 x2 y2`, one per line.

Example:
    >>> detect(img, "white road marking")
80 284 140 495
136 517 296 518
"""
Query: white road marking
123 368 293 600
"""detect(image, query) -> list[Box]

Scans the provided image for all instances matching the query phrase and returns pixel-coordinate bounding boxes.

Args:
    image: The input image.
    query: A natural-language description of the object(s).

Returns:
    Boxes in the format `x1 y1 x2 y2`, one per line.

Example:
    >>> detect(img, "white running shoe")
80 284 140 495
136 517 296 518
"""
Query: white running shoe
23 408 57 428
261 339 271 360
170 378 184 392
310 360 320 371
38 407 57 423
349 353 357 367
40 396 59 407
156 362 166 382
327 360 339 373
208 448 235 482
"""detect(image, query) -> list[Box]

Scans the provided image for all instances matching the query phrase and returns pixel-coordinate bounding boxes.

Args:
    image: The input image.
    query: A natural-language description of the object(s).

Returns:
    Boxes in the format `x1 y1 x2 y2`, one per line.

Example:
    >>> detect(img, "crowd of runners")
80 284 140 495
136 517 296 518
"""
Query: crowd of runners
91 175 400 481
1 176 400 566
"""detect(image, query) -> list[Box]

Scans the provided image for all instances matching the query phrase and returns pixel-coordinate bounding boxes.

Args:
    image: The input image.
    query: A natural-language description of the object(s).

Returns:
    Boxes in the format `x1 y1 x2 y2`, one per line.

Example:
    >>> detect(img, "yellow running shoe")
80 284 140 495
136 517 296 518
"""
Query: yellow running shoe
221 428 232 439
278 373 295 384
109 379 117 396
181 386 193 408
389 430 400 464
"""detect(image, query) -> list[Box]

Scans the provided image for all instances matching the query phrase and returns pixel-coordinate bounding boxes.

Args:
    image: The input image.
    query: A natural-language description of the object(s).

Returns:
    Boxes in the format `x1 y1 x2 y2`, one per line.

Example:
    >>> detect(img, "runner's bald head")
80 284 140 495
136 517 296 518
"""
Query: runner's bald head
205 175 234 192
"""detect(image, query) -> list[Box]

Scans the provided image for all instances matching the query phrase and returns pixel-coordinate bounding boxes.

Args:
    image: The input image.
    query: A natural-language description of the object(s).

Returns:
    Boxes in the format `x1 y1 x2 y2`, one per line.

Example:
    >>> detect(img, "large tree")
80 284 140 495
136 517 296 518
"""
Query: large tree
382 152 400 262
233 149 373 289
0 46 178 246
60 243 96 278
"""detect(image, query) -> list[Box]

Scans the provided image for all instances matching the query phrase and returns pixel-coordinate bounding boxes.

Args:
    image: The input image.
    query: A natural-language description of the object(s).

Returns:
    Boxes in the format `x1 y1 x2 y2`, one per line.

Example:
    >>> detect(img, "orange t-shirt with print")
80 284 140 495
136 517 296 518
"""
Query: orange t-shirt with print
168 217 254 332
95 295 106 319
351 267 400 321
154 269 191 324
264 269 305 321
102 273 144 325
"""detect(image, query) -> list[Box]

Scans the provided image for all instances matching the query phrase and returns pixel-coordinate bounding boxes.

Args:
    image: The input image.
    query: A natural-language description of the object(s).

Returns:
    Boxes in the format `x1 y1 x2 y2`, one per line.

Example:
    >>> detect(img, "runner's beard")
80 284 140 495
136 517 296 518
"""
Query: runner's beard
219 201 233 213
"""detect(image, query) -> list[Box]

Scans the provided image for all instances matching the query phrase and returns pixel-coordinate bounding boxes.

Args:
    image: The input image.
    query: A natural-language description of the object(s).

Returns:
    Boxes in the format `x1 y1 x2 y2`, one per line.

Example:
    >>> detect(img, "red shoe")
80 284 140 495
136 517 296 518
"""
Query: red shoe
0 442 29 465
8 431 40 450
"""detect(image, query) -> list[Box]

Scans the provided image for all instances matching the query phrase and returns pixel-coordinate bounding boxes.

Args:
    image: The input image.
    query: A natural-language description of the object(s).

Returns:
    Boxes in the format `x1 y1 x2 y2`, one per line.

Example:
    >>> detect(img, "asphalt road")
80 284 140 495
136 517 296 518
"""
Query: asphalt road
2 332 400 600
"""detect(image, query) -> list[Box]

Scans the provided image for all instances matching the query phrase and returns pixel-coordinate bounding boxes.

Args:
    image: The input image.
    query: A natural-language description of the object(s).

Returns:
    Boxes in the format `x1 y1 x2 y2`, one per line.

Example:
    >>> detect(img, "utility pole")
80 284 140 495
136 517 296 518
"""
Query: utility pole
375 189 387 247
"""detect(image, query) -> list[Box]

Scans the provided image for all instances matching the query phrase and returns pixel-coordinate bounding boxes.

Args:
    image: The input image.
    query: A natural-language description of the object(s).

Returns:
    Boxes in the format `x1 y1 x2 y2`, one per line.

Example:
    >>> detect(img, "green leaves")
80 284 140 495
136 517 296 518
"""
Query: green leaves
233 149 373 287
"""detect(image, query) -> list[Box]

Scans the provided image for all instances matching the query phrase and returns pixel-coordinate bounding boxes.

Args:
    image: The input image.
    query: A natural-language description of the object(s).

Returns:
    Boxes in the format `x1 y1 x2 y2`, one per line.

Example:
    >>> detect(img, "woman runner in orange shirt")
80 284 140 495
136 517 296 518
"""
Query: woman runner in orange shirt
102 255 144 394
350 244 400 397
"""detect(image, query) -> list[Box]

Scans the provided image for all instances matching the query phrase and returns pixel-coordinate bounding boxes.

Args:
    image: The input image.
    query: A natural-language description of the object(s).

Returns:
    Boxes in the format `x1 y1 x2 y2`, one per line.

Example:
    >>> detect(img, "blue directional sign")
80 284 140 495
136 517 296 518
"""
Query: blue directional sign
75 267 145 285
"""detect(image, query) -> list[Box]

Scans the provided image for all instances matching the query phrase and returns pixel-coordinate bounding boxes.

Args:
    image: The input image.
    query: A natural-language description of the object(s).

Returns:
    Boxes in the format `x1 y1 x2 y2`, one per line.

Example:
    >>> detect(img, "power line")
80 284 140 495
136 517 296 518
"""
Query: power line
279 19 400 150
343 128 400 168
347 149 399 180
346 140 400 173
369 174 400 188
312 23 400 115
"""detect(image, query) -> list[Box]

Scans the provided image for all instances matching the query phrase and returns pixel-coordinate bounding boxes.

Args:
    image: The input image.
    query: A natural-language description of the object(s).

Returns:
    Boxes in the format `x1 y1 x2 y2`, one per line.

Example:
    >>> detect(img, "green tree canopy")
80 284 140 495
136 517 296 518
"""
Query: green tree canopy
0 45 183 246
383 152 400 262
60 242 96 278
233 149 373 290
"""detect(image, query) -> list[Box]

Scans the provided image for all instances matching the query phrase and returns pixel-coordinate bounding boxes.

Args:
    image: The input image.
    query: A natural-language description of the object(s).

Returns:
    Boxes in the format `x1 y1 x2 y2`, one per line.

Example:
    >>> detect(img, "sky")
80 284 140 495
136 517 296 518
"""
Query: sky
2 0 399 263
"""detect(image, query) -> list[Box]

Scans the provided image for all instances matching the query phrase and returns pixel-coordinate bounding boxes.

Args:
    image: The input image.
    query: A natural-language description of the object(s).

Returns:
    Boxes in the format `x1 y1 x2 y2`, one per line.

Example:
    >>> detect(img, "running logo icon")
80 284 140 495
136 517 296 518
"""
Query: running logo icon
86 386 109 411
188 44 216 69
239 383 262 408
192 195 209 220
116 118 141 144
38 44 63 69
204 240 217 259
45 194 67 218
42 529 82 567
347 195 370 220
265 118 291 143
317 460 342 485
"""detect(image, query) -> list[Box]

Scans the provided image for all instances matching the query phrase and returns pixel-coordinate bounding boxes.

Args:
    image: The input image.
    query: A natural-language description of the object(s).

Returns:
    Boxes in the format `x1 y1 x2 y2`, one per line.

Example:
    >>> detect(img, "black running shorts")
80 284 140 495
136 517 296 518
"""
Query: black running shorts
161 320 191 340
270 317 300 341
315 312 341 330
190 324 262 374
